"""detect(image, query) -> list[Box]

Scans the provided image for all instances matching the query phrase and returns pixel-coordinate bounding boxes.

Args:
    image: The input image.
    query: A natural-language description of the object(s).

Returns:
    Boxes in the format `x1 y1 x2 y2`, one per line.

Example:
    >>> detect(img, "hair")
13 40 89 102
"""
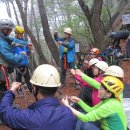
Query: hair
117 77 123 82
35 86 58 97
101 83 115 98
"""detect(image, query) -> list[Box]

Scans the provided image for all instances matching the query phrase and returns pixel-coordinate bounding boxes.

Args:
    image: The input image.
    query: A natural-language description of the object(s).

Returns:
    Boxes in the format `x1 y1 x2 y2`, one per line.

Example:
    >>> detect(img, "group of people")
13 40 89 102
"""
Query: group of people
0 18 128 130
109 31 130 58
0 18 33 99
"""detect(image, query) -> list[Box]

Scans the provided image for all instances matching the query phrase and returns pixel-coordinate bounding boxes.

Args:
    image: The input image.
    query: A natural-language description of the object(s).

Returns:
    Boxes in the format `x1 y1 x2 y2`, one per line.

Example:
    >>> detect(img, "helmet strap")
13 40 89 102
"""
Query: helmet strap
102 90 110 99
32 86 39 101
1 29 11 36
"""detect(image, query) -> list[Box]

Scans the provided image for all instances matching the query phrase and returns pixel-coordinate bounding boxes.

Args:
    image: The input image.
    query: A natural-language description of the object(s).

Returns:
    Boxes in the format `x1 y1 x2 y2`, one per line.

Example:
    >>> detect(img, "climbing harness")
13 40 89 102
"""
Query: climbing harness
63 54 67 69
0 65 9 90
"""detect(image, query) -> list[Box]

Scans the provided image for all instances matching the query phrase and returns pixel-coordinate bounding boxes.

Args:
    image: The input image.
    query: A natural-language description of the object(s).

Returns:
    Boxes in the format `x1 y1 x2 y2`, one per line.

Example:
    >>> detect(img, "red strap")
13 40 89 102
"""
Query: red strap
1 66 9 90
63 56 67 69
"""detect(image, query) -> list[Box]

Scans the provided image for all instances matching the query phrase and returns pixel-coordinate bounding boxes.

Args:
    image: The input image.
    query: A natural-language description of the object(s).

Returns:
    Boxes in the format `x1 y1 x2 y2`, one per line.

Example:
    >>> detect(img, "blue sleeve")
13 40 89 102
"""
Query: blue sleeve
9 37 28 45
54 36 64 42
25 45 31 56
0 91 31 129
62 40 75 49
68 40 75 49
0 42 24 65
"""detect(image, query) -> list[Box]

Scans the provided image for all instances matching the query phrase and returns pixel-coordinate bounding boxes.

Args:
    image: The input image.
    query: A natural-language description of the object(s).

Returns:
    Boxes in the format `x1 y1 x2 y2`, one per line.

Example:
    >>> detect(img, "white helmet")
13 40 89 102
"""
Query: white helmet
64 28 72 35
89 58 99 67
95 61 108 72
30 64 61 87
104 65 124 78
0 18 14 30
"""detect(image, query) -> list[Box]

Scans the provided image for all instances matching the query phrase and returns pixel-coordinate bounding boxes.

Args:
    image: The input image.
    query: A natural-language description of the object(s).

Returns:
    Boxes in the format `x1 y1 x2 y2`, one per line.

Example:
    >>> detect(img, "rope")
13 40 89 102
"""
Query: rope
1 66 9 90
16 67 27 76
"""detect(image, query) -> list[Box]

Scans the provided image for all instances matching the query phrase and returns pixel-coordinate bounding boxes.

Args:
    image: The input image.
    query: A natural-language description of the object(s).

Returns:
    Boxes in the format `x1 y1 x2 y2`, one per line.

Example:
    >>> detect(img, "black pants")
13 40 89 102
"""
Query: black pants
0 81 7 100
16 67 32 93
74 87 93 111
60 61 74 84
126 39 130 58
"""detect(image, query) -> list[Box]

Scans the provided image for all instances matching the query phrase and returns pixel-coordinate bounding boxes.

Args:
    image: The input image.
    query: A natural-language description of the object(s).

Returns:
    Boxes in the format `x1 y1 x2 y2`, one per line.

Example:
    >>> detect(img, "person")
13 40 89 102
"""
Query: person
77 60 108 105
13 26 33 93
125 35 130 58
109 31 130 50
54 28 75 88
71 59 100 106
89 48 102 61
0 18 28 99
75 52 84 69
0 64 76 130
62 76 127 130
84 48 102 78
71 60 108 130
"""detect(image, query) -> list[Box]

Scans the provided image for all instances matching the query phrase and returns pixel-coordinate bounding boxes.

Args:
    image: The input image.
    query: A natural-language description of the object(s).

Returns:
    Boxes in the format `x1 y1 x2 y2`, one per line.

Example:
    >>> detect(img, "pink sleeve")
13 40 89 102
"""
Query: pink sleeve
74 74 91 87
98 57 103 61
94 77 102 83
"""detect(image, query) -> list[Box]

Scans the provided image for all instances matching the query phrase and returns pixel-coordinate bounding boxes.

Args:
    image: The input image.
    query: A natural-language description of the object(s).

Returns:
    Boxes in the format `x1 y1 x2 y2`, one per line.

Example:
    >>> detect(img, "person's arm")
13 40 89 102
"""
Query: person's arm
0 91 31 129
62 97 111 122
54 32 63 42
62 40 75 49
9 37 28 46
77 102 113 122
74 74 91 87
0 42 24 65
82 74 101 89
77 99 102 113
25 45 31 56
77 99 93 112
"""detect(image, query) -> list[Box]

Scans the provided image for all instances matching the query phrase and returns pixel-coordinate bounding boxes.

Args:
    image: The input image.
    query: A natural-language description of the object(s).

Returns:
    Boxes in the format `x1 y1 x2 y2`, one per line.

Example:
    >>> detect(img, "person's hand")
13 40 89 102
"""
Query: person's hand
27 43 33 50
62 97 70 107
75 69 84 77
10 82 22 93
128 36 130 40
70 96 80 103
58 41 63 45
20 51 27 56
54 32 58 37
70 69 75 75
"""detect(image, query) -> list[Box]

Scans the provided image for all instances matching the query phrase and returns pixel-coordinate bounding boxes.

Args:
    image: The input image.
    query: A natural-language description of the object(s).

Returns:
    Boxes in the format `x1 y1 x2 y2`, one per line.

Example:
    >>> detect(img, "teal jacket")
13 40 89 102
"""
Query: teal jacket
54 37 75 63
0 33 28 65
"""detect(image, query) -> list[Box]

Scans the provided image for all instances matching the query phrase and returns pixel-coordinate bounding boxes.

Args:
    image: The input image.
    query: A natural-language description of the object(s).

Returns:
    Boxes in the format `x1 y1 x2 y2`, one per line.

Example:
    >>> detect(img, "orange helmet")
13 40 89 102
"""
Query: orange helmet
90 48 100 55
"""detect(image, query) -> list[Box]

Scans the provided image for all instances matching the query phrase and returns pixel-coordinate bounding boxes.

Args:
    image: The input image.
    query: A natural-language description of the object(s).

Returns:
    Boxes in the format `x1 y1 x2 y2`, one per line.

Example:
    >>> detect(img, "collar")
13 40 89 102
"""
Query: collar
0 33 12 44
28 97 60 109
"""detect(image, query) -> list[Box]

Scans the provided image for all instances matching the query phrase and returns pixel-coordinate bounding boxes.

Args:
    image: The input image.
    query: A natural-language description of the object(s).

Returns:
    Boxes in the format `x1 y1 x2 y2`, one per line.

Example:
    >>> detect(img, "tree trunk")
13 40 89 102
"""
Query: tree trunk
32 3 40 44
78 0 105 49
104 0 128 33
5 1 12 18
11 1 20 25
29 0 33 32
15 0 48 64
111 2 130 31
23 0 29 40
37 0 59 66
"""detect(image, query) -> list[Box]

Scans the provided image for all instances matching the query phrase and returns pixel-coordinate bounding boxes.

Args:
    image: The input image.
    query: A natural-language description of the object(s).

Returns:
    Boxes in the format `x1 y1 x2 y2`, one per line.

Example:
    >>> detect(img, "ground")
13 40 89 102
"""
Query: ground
0 58 130 130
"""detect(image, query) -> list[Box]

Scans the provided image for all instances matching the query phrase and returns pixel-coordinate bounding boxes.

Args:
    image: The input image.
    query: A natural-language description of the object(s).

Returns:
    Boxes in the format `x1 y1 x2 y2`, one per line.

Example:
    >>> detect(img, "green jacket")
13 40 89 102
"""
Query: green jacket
77 98 127 130
82 74 123 102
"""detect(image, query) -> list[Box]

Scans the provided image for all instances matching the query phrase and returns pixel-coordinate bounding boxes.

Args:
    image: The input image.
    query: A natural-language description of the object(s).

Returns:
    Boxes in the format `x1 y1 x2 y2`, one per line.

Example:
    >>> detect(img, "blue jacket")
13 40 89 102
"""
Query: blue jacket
126 39 130 57
54 37 75 63
13 39 31 66
116 31 130 39
0 91 76 130
0 33 27 65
